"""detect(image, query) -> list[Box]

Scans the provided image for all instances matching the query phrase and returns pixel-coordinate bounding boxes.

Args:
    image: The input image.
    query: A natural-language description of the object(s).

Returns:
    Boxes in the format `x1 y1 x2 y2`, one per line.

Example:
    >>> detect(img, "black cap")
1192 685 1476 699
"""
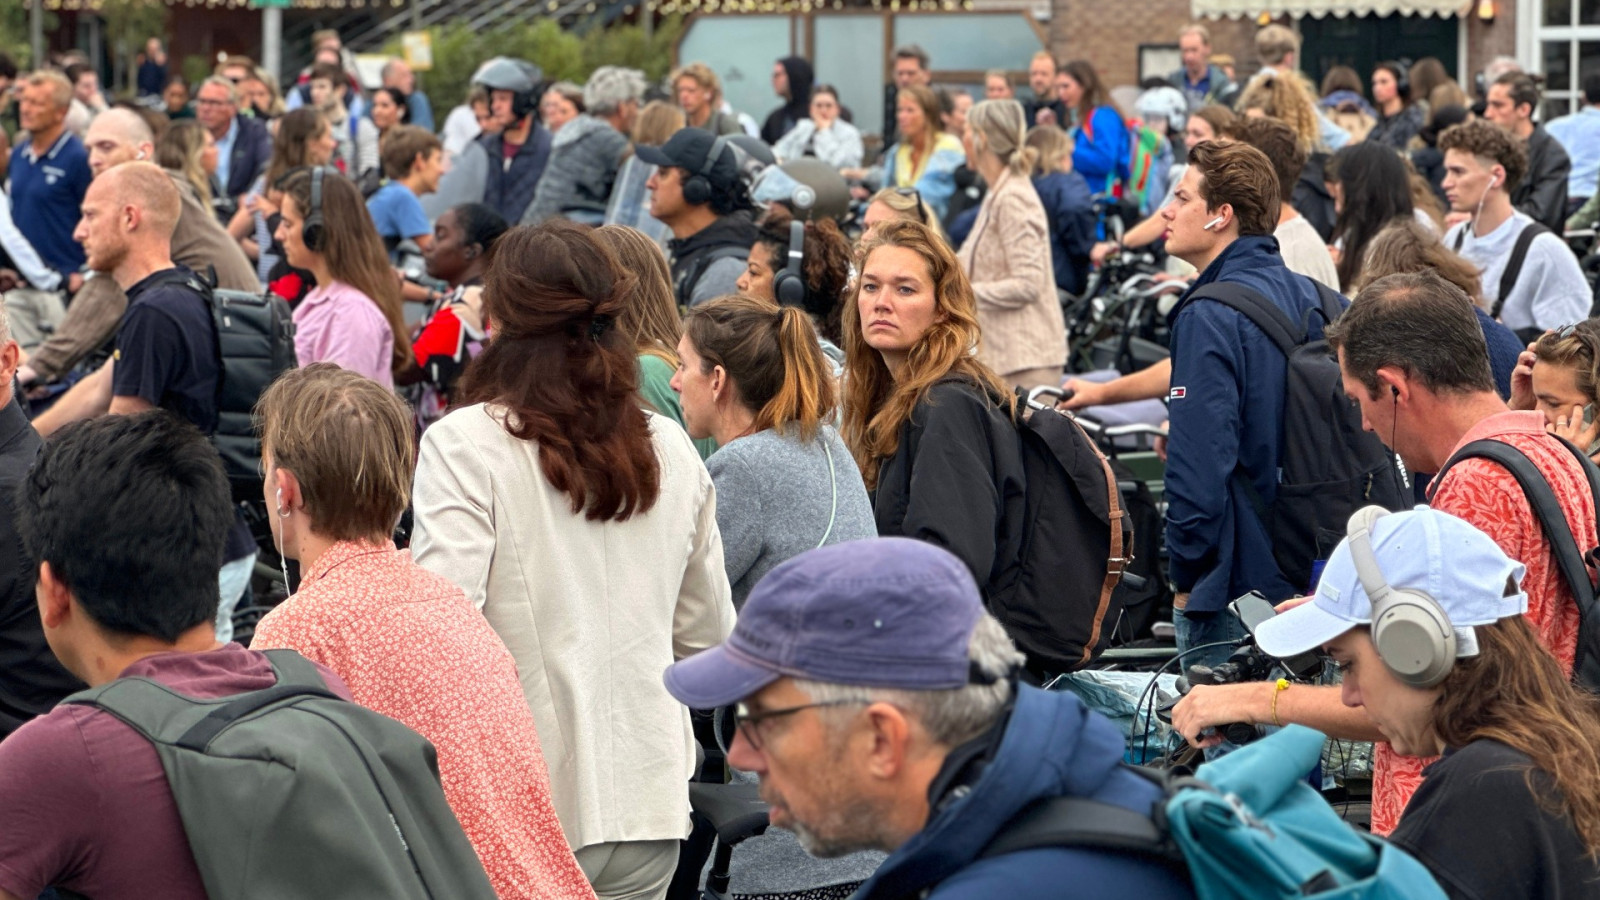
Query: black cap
634 128 738 195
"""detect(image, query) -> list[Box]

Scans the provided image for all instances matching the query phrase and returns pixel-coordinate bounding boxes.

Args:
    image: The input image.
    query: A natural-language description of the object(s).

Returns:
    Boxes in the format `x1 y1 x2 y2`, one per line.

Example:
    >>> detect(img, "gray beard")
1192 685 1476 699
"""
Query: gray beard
781 795 886 859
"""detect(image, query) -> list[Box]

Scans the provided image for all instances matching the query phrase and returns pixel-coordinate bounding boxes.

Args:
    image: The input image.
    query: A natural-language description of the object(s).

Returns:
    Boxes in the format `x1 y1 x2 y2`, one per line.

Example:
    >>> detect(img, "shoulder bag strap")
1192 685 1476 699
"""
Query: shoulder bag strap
1492 223 1551 320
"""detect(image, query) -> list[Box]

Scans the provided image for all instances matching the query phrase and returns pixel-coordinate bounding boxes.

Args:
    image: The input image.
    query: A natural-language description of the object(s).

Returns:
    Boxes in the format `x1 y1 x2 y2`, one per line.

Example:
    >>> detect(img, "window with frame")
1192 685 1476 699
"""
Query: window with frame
1537 0 1600 119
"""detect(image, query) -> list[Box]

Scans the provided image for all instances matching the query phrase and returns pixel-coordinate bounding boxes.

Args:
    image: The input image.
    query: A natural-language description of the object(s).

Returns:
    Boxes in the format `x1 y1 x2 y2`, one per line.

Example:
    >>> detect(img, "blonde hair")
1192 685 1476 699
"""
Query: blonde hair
866 187 943 237
155 120 214 209
1255 24 1300 66
841 220 1012 489
1236 71 1321 151
256 363 415 542
966 99 1036 177
26 69 71 110
898 84 943 149
632 100 685 147
684 295 836 442
1026 124 1074 176
594 224 683 365
671 62 722 103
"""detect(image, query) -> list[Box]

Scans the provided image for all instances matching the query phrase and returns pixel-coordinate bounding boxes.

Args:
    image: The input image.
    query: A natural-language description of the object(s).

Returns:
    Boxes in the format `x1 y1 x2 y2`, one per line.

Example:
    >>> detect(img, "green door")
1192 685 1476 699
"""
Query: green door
1300 15 1460 94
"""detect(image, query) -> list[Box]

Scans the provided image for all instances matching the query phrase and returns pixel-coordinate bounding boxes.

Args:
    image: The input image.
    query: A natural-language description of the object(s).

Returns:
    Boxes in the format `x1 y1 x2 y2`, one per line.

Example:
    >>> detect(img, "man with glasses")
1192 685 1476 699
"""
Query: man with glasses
194 76 271 213
662 538 1193 899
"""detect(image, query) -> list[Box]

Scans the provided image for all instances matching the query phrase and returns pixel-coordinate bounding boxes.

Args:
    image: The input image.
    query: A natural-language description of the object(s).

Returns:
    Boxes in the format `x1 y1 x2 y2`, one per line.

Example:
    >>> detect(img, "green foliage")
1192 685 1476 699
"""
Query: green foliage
0 0 53 69
181 54 212 88
389 15 683 110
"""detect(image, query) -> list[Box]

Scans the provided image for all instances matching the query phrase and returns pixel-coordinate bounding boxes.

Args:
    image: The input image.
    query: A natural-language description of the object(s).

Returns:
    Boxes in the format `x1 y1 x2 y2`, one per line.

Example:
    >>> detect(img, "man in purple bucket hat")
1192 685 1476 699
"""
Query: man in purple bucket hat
663 537 1193 899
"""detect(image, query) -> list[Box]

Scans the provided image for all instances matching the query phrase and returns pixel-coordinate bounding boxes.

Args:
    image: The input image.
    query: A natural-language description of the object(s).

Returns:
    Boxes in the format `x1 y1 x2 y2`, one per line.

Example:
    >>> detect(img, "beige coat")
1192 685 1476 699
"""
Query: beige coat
411 404 735 851
957 169 1067 376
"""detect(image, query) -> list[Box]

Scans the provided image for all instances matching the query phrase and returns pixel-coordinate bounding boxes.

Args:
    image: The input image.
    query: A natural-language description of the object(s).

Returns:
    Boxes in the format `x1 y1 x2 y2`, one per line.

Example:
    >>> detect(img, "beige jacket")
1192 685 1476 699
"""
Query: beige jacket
411 404 735 851
957 169 1067 376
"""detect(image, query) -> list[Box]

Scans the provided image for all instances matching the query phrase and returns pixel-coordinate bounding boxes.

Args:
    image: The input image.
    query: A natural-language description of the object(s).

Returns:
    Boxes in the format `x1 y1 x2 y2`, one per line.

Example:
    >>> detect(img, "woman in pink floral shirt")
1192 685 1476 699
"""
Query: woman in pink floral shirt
250 363 595 900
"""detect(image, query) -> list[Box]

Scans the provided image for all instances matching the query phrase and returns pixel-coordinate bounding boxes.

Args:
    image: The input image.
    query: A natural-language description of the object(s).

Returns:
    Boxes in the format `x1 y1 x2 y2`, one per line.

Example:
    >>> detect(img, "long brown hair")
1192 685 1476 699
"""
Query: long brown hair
1431 616 1600 858
1355 219 1484 308
460 221 660 522
1060 60 1115 123
841 219 1011 489
265 108 328 191
156 119 212 209
279 169 412 371
684 295 835 442
594 224 683 365
898 84 942 150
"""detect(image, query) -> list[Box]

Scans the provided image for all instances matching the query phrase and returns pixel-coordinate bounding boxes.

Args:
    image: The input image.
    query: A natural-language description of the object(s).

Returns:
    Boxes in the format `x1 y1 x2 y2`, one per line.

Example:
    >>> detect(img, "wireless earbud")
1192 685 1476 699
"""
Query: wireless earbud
1202 216 1225 231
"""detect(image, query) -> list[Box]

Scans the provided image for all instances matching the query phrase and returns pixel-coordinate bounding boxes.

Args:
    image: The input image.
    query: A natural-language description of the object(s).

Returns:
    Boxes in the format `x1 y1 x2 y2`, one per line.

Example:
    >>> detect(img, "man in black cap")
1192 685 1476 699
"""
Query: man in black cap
661 538 1194 900
637 128 759 307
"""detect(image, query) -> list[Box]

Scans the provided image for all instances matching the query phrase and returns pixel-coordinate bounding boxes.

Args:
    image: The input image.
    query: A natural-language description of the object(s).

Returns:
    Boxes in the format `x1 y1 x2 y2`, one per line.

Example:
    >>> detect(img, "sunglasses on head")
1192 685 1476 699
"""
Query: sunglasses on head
893 187 927 225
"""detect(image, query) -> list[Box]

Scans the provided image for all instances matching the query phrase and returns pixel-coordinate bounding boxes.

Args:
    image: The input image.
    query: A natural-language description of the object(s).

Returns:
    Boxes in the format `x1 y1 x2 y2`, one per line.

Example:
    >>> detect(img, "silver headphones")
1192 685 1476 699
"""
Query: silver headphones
1346 506 1457 687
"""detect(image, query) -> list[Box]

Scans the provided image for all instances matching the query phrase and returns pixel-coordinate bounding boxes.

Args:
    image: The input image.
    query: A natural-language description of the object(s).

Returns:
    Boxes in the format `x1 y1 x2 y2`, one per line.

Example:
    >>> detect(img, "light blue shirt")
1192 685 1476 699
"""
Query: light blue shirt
1546 106 1600 199
214 116 239 196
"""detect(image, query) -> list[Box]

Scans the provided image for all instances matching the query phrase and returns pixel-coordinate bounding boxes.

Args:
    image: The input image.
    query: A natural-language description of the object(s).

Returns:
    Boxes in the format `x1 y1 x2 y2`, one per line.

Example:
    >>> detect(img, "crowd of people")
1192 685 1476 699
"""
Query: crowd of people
0 18 1593 900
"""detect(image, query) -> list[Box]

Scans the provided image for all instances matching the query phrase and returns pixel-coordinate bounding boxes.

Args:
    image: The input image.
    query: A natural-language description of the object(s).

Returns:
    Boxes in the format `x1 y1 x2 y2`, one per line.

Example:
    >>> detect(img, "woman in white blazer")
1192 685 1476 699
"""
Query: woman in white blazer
411 220 735 900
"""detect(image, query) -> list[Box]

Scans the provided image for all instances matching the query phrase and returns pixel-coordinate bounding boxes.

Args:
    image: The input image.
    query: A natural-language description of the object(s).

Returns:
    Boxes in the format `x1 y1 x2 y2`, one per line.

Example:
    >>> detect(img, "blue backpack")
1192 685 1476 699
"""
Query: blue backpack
981 725 1447 899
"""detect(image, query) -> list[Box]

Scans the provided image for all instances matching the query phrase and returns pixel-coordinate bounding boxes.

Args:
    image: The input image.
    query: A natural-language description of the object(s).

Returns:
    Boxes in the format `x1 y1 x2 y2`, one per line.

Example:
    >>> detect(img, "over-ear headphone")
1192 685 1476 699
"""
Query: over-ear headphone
1202 215 1225 231
1346 506 1457 687
682 135 732 207
302 166 328 252
774 219 806 307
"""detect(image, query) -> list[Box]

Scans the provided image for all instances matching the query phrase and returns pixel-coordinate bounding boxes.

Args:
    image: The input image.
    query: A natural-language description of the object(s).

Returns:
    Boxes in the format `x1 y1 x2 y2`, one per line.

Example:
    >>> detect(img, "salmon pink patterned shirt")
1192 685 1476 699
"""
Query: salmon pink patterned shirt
1369 411 1591 836
252 540 597 900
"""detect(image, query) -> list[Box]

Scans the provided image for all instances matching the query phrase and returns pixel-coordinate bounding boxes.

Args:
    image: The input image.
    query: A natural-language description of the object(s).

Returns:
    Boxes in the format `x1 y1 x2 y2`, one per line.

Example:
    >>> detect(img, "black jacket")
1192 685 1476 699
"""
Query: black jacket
223 113 274 200
761 57 814 145
0 396 82 739
1293 151 1337 243
1516 126 1572 233
480 124 554 225
1024 98 1069 129
668 211 759 307
870 380 1026 598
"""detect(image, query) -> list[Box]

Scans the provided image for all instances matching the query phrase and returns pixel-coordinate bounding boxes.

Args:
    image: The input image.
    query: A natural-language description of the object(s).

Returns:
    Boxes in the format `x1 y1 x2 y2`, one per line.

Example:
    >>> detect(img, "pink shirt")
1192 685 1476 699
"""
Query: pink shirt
252 541 596 900
292 281 395 389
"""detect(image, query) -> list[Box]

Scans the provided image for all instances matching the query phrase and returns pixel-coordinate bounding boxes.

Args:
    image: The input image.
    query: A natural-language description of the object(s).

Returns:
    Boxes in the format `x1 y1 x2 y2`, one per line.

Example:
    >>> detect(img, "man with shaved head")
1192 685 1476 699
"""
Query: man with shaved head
37 162 258 641
19 109 256 390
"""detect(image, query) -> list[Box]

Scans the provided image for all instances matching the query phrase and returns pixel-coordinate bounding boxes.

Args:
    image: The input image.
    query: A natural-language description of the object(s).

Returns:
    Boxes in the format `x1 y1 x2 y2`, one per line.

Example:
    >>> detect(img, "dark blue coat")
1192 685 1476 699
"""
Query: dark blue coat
1033 170 1097 295
853 685 1193 900
223 114 274 201
480 126 553 225
1164 235 1340 614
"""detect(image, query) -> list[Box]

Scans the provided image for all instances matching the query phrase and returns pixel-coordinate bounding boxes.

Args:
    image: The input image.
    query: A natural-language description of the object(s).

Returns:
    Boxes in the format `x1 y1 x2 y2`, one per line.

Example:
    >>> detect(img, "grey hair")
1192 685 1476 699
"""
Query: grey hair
585 66 648 116
792 612 1026 748
0 300 13 347
201 76 239 106
966 99 1037 178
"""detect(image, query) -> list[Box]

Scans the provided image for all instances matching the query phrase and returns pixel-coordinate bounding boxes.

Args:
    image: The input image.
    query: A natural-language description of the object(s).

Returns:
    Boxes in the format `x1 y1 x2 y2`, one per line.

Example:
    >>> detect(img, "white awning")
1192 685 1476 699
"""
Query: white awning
1192 0 1467 18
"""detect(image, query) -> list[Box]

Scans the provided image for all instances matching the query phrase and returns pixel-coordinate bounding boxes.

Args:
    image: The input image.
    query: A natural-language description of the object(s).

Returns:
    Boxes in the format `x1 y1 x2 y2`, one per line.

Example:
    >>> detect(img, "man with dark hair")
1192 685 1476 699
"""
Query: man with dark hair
1546 72 1600 214
1159 139 1339 666
883 44 931 145
367 124 442 256
1484 72 1570 231
1174 268 1597 838
1229 117 1337 288
310 61 378 177
1439 119 1588 340
637 128 758 306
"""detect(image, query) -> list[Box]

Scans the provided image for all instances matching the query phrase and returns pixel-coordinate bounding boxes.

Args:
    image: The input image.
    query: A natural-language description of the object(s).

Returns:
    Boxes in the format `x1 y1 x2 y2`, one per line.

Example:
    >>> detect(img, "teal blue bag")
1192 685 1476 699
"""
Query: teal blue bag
981 725 1447 899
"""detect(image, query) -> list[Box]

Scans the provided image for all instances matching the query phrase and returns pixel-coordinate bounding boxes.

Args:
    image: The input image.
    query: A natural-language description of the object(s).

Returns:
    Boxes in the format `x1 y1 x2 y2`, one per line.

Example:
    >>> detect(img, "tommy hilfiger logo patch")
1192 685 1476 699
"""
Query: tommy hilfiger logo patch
1170 387 1187 399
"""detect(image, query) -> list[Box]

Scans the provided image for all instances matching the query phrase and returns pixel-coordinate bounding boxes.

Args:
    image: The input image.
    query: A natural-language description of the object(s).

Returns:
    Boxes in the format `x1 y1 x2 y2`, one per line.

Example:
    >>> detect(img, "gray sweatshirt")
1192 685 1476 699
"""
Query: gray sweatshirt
706 425 877 608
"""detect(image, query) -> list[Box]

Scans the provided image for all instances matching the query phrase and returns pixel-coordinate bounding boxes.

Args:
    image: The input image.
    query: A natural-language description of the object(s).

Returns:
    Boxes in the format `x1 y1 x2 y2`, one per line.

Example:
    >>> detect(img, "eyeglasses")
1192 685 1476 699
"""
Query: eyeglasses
893 186 928 225
196 97 232 107
732 699 866 751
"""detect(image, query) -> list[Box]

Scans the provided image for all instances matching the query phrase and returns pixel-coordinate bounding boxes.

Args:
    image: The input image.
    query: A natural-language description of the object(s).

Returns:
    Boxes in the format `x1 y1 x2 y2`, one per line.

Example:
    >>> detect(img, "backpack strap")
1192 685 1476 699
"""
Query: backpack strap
1182 282 1301 356
1431 438 1600 683
980 796 1173 861
1492 223 1551 320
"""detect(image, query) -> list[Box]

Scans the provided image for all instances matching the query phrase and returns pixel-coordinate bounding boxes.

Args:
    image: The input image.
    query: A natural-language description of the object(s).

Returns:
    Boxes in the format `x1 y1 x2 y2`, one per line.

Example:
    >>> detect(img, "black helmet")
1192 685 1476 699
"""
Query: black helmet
473 57 545 122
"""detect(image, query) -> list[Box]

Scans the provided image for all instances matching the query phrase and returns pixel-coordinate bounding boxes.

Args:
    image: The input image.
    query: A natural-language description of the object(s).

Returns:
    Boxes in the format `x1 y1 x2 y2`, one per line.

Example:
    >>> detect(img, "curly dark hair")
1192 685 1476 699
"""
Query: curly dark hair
1438 118 1528 194
753 207 853 344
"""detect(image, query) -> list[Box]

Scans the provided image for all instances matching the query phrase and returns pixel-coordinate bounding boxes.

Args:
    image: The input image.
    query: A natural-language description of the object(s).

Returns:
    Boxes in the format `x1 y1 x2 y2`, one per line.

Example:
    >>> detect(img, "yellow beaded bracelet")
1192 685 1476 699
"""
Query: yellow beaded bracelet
1270 677 1290 727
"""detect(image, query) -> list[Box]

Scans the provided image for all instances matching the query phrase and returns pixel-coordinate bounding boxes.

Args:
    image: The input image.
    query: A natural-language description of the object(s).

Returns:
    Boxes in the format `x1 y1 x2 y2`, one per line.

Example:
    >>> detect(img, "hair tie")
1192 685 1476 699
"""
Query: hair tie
589 314 613 342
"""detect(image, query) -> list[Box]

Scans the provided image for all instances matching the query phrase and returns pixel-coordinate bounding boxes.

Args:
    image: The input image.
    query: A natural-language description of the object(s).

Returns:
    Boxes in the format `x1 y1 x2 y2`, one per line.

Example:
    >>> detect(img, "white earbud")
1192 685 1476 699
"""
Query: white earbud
135 149 146 161
1202 216 1226 231
1487 173 1499 190
276 488 289 518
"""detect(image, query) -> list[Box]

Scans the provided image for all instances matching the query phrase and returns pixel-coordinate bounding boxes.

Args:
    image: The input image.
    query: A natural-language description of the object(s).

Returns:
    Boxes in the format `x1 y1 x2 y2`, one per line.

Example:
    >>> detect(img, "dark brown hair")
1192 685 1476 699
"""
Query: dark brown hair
460 221 660 522
265 108 328 190
256 363 413 542
1439 118 1528 193
1319 65 1364 99
684 295 836 442
1431 616 1600 859
380 124 441 180
1060 60 1115 122
753 207 852 344
1227 116 1303 206
1325 270 1496 398
1408 57 1453 107
1186 139 1279 237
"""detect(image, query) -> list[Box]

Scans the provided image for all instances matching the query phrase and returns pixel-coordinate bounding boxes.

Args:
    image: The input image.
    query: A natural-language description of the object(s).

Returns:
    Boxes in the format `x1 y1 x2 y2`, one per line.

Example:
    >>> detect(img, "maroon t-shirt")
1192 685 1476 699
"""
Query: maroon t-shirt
0 644 350 899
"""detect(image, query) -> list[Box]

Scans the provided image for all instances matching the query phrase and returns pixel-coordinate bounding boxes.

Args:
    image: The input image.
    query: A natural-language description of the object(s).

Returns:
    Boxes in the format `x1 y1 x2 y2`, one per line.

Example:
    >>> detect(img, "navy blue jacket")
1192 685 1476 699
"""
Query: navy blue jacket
1164 236 1339 614
853 685 1193 900
223 114 273 201
480 125 553 225
1033 170 1097 296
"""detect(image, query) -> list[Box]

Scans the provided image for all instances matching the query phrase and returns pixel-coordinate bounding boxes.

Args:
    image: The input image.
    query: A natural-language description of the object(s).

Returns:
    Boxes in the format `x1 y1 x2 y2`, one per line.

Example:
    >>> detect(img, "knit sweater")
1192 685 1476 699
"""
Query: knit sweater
706 425 876 608
957 169 1066 376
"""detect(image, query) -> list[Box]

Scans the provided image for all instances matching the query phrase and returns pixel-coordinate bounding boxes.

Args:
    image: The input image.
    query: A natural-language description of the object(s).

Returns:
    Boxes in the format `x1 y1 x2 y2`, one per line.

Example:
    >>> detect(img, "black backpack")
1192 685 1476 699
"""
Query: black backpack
1183 281 1409 593
61 650 497 900
150 270 298 501
989 393 1133 674
1431 438 1600 690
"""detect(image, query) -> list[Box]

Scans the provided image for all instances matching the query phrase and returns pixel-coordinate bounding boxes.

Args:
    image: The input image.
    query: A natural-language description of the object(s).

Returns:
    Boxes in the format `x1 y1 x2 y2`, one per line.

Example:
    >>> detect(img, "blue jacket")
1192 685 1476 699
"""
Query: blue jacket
1033 170 1097 295
1072 106 1129 191
853 685 1193 900
479 125 553 225
1164 236 1338 614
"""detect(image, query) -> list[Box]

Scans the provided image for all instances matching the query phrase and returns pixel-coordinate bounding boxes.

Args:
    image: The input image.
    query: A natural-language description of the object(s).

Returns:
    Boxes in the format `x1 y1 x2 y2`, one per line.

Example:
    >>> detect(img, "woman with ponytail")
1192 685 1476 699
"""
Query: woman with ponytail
673 294 875 607
410 220 735 900
958 98 1066 389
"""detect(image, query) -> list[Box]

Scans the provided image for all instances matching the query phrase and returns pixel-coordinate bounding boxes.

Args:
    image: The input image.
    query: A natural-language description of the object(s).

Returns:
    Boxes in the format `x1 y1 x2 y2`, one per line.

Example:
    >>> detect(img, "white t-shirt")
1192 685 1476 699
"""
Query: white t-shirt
1443 211 1590 332
1274 215 1340 291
